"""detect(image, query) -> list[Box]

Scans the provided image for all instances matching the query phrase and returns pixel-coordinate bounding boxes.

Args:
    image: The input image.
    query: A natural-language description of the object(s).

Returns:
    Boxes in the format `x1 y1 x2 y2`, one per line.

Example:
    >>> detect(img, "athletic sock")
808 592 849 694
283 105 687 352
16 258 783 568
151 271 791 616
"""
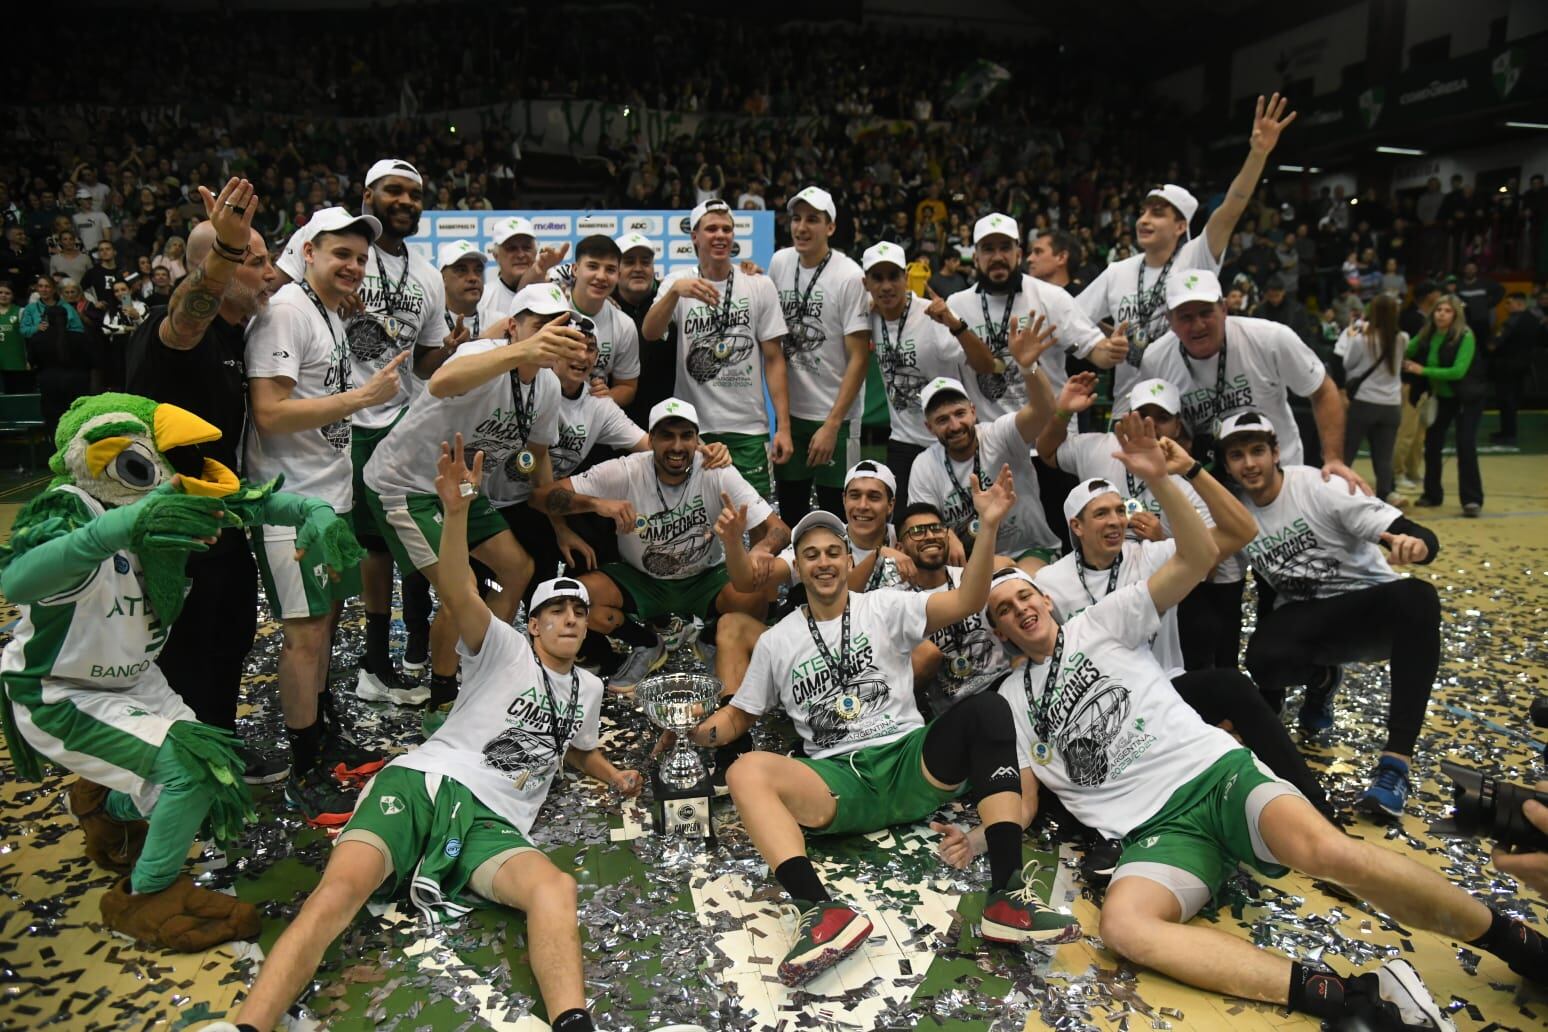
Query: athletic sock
287 720 323 774
984 822 1023 892
774 856 830 904
610 618 658 650
429 674 459 708
365 612 390 673
1471 907 1547 981
1286 961 1361 1019
550 1009 594 1032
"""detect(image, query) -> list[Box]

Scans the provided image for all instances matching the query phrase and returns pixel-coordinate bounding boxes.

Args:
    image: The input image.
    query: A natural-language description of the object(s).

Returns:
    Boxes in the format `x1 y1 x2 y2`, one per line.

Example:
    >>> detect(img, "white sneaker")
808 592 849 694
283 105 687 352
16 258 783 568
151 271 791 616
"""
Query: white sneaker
355 667 431 706
1375 959 1456 1031
607 639 666 693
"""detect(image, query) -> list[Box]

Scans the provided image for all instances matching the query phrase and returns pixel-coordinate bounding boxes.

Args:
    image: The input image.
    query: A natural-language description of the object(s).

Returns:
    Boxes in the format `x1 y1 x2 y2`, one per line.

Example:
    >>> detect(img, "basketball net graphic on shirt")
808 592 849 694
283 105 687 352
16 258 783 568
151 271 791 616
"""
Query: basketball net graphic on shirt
638 493 713 577
481 693 582 785
683 298 756 384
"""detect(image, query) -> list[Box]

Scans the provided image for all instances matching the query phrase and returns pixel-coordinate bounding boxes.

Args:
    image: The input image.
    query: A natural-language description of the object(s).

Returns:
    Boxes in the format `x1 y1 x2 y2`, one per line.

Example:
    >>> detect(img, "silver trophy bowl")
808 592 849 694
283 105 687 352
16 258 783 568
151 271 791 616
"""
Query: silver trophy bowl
636 672 721 791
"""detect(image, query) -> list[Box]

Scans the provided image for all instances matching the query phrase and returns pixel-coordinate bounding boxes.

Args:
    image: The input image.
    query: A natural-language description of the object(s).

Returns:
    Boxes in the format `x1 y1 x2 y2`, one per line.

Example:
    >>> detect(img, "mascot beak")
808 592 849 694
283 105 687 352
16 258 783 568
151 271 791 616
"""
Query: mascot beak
153 404 238 498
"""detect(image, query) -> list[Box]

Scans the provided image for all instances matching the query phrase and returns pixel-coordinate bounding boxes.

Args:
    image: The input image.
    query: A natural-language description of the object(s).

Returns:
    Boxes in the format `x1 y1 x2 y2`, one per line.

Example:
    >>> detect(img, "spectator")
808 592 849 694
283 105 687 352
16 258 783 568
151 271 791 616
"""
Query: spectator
81 241 130 318
929 251 970 297
70 190 113 252
1335 294 1407 503
1454 261 1503 350
2 226 41 290
693 163 725 203
1273 232 1300 297
906 253 931 297
1380 258 1406 299
736 181 766 210
1393 281 1440 494
19 276 90 439
1489 292 1545 447
153 235 188 282
145 265 175 307
0 280 28 393
1258 275 1315 346
1405 294 1484 516
48 230 92 283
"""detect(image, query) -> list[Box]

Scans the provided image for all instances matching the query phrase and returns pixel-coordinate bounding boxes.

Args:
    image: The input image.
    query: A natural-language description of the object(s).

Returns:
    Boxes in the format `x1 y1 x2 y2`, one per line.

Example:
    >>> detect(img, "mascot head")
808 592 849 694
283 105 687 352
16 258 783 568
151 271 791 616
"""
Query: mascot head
50 393 239 506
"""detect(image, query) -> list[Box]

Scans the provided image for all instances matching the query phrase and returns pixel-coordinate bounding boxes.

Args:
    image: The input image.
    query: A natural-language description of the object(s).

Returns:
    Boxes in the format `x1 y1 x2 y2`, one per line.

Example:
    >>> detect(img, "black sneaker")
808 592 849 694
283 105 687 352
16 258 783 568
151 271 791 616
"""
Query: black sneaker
1080 838 1122 884
710 734 751 797
285 768 358 828
237 744 290 785
318 727 386 787
401 629 430 674
354 664 430 706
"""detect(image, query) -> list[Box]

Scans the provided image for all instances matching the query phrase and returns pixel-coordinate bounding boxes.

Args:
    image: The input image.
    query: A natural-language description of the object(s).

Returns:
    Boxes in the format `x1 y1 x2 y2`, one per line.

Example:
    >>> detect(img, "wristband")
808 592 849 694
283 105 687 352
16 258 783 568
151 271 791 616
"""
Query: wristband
950 321 969 337
1183 461 1205 481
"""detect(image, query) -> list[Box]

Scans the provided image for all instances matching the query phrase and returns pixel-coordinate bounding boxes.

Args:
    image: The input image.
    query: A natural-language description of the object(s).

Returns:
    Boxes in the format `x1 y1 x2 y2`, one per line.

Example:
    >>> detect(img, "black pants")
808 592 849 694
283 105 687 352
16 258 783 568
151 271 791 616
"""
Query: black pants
499 502 617 600
156 535 259 731
774 477 843 526
1245 578 1440 757
885 438 926 522
1170 668 1329 814
1424 394 1484 506
1492 373 1522 439
1177 579 1245 670
1034 461 1078 554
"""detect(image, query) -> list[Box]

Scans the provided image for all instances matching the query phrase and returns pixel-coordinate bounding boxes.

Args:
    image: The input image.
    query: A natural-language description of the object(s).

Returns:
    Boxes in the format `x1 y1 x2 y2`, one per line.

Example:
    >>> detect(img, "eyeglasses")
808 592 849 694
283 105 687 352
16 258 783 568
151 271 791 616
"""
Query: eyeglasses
902 522 947 539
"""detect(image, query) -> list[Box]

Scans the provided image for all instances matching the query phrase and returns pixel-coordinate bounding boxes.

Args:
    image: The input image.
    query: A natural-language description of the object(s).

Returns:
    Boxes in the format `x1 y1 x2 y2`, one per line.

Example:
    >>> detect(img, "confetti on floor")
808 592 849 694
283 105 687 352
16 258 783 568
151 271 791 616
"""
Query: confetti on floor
1 454 1546 1031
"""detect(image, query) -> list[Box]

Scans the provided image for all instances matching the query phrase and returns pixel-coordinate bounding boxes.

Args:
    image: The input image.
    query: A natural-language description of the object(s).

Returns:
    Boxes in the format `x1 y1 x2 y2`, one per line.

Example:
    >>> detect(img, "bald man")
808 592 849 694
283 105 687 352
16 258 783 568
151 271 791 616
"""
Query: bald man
125 178 288 785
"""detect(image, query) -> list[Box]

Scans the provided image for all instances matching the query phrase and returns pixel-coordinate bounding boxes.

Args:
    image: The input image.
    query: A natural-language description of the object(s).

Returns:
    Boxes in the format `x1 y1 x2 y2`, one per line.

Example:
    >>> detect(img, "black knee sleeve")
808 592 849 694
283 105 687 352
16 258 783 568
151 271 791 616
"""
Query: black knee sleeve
921 692 1022 797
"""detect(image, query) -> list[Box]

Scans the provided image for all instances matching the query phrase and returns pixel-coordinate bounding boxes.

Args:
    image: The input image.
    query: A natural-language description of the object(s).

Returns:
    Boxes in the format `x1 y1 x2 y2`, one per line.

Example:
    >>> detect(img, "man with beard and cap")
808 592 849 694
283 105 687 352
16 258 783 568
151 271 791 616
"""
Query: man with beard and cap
1079 95 1298 412
767 186 871 522
861 241 995 509
1139 269 1368 495
907 314 1062 571
348 159 453 704
477 216 539 325
961 415 1546 1030
533 398 790 693
126 177 287 784
689 466 1080 988
245 206 408 826
944 212 1125 418
641 199 792 496
363 284 588 715
610 233 670 429
218 443 643 1032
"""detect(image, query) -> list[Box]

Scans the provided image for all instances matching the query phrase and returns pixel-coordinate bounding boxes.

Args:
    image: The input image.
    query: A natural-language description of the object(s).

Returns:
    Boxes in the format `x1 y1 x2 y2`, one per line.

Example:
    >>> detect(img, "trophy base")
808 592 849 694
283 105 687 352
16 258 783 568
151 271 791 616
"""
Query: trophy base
651 767 716 839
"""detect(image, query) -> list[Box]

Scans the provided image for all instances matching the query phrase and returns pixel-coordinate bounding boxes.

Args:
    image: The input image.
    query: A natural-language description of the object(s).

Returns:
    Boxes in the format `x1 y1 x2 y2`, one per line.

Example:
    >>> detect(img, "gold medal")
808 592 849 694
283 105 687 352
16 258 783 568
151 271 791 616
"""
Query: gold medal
1032 741 1052 765
712 339 733 360
834 693 862 720
1124 497 1143 516
384 316 402 340
949 655 973 678
514 449 536 476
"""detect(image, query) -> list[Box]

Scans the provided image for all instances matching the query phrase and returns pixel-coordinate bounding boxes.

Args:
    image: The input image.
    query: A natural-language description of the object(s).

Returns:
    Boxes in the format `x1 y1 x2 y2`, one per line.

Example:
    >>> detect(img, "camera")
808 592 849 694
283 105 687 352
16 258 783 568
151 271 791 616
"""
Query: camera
1438 761 1548 853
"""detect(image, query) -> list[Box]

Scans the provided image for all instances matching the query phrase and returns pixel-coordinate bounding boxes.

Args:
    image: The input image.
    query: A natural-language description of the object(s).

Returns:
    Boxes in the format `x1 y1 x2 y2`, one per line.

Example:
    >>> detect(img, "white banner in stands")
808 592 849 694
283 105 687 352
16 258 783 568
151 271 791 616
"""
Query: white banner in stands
408 209 776 279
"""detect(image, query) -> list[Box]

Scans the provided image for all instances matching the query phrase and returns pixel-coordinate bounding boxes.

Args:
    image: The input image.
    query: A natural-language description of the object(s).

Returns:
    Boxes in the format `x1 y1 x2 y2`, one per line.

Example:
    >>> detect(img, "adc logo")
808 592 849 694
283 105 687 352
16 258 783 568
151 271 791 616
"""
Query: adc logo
669 240 696 260
625 215 663 235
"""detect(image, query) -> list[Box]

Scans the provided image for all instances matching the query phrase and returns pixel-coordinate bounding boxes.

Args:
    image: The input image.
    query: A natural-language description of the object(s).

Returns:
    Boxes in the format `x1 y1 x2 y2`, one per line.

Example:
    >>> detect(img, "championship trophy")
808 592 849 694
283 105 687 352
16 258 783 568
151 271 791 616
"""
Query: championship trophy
636 673 721 838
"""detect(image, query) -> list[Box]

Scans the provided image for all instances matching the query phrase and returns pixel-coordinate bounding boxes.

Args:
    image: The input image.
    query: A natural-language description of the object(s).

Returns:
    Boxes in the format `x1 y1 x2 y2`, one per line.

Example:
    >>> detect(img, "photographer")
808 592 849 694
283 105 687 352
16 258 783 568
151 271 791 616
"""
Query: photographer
1495 786 1548 894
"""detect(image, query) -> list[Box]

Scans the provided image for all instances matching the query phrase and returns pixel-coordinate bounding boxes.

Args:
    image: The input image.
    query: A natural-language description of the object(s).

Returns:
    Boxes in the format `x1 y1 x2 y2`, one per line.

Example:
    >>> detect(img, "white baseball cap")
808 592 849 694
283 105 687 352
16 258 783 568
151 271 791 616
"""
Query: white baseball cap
306 205 382 243
614 231 655 256
1063 477 1124 524
1166 269 1224 312
689 198 733 231
844 459 896 497
648 397 700 432
1144 184 1199 233
437 239 487 270
1127 378 1182 416
365 158 423 188
919 376 970 414
511 282 571 317
489 216 536 247
791 509 848 547
788 186 836 220
530 575 590 614
1217 411 1277 443
861 241 907 272
973 212 1020 245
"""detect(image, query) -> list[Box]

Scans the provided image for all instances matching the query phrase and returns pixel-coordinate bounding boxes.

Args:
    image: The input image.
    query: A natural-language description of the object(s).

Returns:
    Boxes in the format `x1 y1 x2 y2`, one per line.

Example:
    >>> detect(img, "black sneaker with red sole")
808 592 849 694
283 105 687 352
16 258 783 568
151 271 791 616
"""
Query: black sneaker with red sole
285 768 358 828
318 729 386 787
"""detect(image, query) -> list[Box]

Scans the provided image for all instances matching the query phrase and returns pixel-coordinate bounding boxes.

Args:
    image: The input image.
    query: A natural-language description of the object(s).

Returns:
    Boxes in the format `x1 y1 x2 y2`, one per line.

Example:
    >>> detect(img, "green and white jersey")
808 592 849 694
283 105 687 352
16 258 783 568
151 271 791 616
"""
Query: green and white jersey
390 618 602 835
0 486 170 688
656 268 788 435
346 245 447 429
732 589 931 760
767 247 870 423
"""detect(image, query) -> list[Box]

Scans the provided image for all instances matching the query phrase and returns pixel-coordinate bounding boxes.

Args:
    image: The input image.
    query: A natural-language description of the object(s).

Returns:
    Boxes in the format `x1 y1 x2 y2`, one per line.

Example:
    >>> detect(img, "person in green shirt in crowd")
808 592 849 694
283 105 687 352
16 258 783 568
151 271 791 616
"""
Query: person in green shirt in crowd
0 281 29 393
1404 293 1483 516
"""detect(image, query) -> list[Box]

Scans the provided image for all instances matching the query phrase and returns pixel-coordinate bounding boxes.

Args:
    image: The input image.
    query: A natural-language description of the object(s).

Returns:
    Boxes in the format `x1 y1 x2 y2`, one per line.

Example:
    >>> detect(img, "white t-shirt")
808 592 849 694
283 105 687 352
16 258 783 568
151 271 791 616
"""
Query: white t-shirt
365 340 561 502
907 411 1059 555
243 282 354 513
870 298 964 447
733 589 931 759
477 272 524 325
390 619 602 835
500 387 643 504
346 246 447 430
996 583 1240 840
569 451 770 580
1335 326 1407 406
767 248 871 423
1034 540 1184 677
945 274 1106 417
1077 235 1223 409
914 566 1010 711
656 268 788 435
1241 465 1400 606
1139 316 1327 465
575 299 642 387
